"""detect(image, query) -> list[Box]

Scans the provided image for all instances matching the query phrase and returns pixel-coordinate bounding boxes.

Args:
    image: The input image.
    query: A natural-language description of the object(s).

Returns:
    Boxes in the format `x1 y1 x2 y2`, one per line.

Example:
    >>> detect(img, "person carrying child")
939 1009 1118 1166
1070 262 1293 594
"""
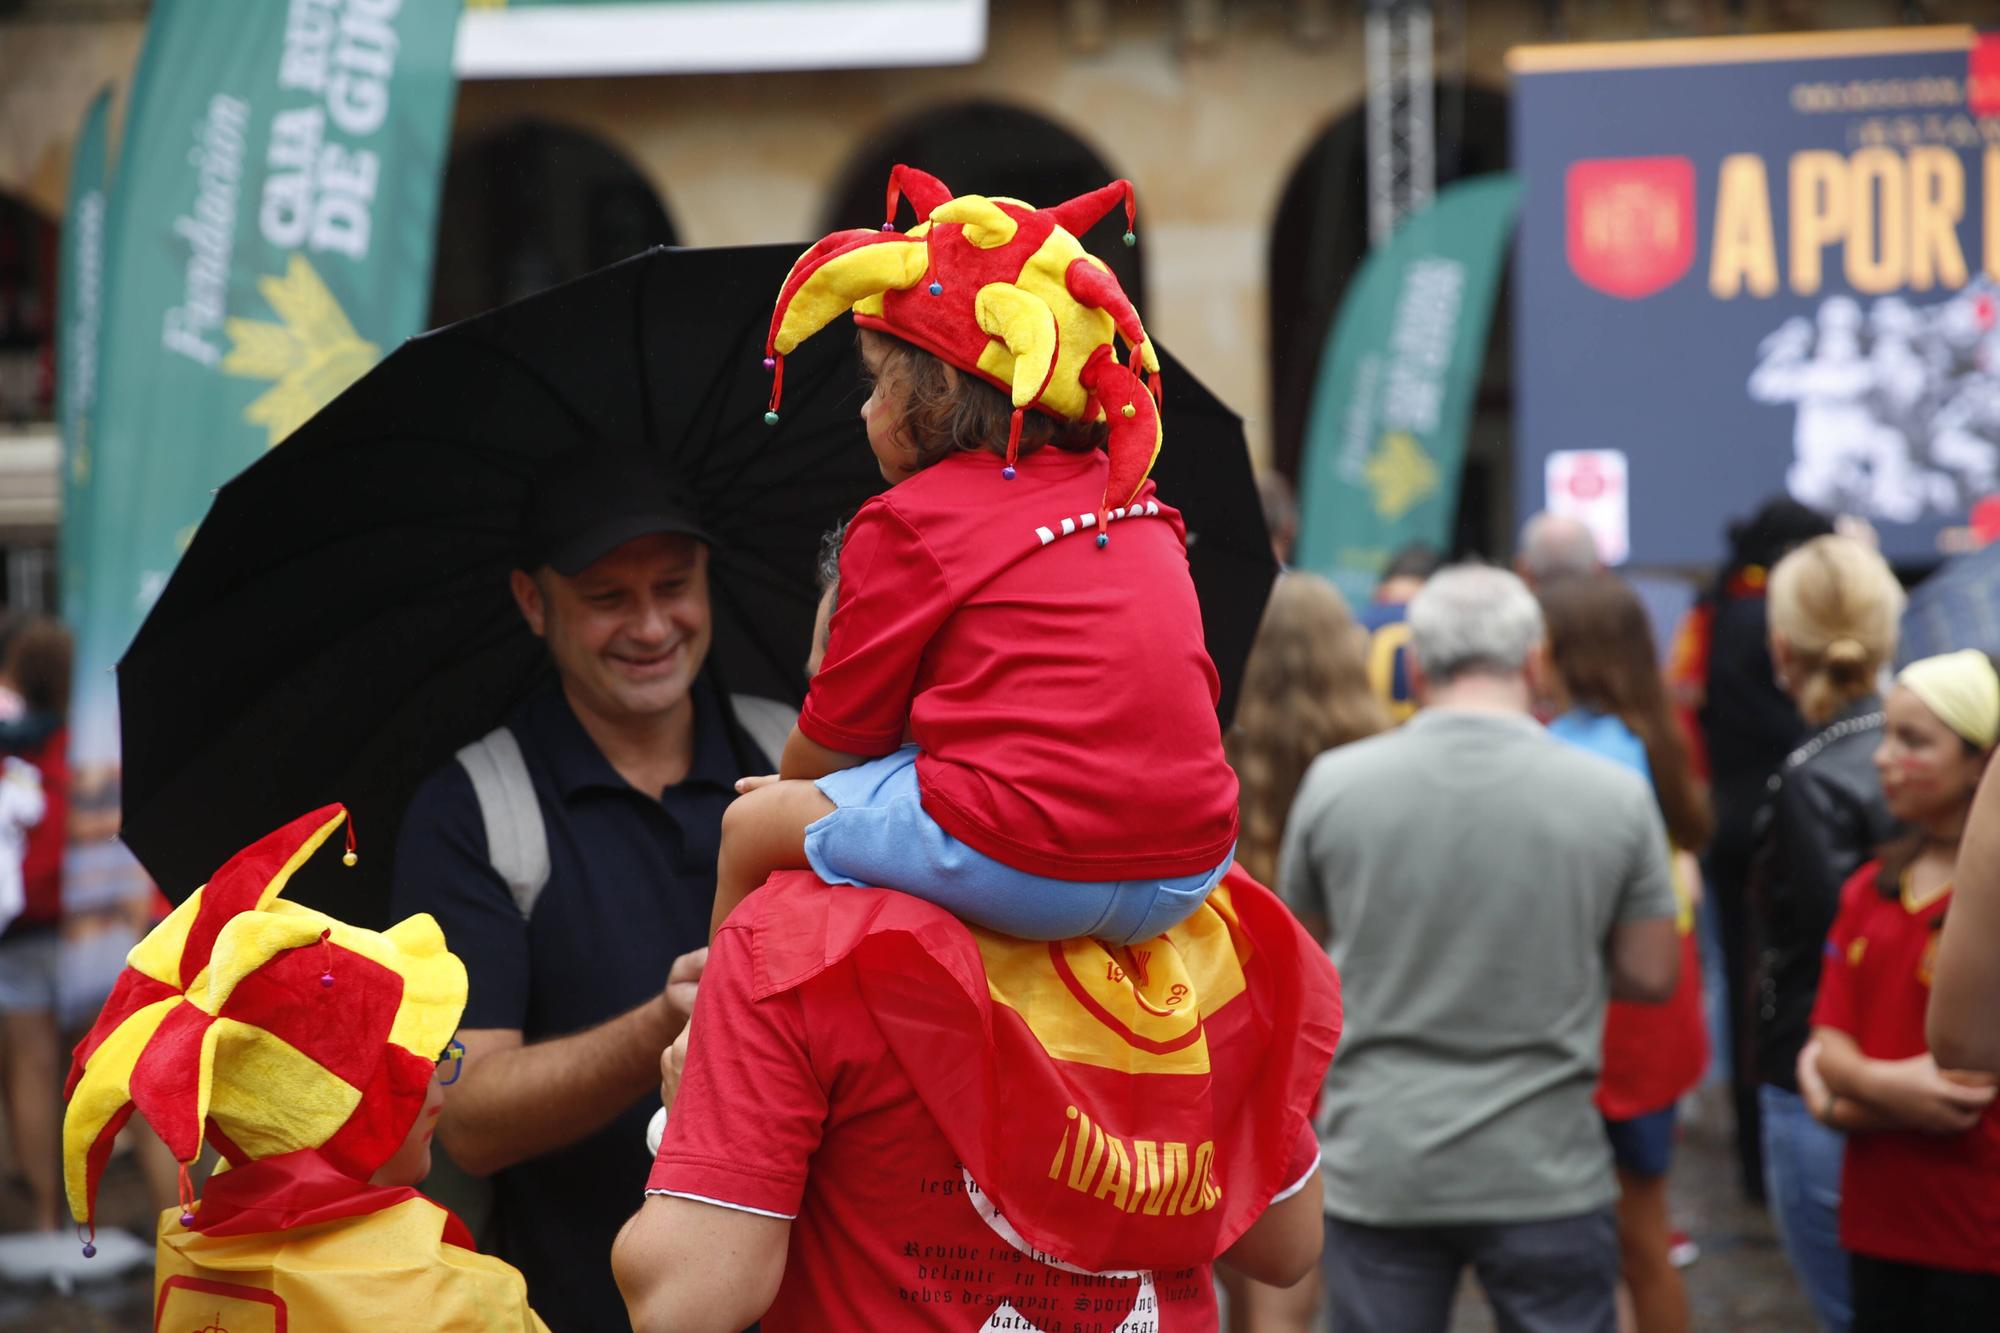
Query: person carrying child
711 164 1238 943
63 803 547 1331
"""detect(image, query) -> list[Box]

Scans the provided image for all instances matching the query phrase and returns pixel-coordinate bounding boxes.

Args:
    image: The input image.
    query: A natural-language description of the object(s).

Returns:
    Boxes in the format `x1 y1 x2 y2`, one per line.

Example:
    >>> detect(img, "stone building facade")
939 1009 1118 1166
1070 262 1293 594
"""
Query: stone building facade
0 0 1984 573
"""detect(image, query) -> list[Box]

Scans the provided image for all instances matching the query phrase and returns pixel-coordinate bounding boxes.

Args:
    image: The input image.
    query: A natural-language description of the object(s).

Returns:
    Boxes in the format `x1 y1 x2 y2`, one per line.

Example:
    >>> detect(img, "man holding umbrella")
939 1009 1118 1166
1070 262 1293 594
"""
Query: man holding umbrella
393 448 786 1331
111 229 1276 1329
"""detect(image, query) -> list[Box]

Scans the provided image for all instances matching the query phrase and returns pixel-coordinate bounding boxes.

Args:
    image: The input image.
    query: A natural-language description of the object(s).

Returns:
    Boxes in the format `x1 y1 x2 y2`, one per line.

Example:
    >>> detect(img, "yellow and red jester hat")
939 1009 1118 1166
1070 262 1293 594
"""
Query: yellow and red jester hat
63 803 464 1240
765 163 1166 542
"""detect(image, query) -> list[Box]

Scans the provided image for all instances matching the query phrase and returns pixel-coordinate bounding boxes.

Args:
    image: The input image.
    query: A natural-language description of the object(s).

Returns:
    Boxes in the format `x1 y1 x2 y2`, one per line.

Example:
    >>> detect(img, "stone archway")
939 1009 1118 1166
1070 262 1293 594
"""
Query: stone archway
0 191 57 426
1267 82 1512 556
428 120 681 328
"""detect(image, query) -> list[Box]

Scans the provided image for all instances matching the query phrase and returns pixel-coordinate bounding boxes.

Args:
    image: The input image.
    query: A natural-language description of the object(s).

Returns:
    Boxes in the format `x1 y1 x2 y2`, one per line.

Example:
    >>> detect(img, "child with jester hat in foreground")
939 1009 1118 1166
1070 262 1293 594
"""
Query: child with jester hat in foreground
712 164 1239 943
63 803 547 1332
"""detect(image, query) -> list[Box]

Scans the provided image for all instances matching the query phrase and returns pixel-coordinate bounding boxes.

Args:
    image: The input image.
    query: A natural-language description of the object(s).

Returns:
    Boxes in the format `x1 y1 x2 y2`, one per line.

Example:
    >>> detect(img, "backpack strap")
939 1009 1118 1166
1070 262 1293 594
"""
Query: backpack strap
727 693 799 772
455 727 550 921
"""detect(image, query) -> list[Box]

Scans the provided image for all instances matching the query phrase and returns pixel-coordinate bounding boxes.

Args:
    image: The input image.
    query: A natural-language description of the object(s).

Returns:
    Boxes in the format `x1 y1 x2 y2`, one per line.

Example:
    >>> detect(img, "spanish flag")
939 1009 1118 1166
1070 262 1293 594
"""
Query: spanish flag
152 1149 545 1332
748 863 1342 1274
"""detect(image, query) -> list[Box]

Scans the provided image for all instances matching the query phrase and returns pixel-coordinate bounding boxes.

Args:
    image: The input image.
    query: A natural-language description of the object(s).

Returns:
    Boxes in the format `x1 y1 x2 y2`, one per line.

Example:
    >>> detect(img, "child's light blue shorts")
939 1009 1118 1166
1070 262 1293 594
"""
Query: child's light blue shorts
805 746 1232 946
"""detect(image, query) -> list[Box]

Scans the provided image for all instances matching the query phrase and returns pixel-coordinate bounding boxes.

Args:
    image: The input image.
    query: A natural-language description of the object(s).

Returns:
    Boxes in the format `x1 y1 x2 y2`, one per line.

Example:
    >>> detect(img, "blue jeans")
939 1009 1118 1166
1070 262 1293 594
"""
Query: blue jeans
1322 1209 1618 1333
1760 1084 1851 1332
807 746 1231 944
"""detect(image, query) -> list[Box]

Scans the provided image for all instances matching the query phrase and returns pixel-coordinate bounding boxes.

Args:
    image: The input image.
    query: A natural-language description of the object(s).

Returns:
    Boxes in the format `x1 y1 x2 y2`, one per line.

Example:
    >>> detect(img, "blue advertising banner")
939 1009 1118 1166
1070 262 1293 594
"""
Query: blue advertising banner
1511 26 2000 565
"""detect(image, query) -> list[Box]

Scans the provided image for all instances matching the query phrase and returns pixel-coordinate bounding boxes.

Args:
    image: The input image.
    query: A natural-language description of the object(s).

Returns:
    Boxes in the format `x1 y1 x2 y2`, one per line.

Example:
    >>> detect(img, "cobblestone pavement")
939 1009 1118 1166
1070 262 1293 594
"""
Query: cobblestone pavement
0 1136 154 1332
0 1087 1819 1330
1656 1093 1817 1333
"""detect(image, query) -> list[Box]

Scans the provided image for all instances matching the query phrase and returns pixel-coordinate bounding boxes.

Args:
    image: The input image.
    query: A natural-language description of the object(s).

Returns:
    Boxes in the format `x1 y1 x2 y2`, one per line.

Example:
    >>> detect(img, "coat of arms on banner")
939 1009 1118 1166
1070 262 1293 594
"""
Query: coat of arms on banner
1565 157 1695 300
1971 33 2000 117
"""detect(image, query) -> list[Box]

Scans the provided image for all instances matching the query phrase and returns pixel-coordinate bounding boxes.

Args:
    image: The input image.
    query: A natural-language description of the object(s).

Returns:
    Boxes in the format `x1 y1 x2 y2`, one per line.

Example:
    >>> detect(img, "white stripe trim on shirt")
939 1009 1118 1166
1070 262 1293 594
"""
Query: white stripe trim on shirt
646 1150 1316 1232
1032 500 1167 547
1270 1150 1324 1205
644 1187 796 1221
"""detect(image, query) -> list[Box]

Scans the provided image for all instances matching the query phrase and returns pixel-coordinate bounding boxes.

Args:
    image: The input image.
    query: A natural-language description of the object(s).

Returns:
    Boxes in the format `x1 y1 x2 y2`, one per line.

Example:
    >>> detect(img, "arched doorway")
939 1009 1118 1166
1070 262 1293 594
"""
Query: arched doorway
822 102 1144 307
0 192 59 612
428 121 680 328
1268 82 1511 557
0 192 56 427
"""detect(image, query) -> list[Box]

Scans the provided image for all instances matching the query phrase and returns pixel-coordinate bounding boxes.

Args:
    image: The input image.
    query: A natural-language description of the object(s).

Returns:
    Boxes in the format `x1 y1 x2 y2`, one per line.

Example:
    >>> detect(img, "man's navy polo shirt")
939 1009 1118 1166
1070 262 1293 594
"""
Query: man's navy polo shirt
391 672 756 1332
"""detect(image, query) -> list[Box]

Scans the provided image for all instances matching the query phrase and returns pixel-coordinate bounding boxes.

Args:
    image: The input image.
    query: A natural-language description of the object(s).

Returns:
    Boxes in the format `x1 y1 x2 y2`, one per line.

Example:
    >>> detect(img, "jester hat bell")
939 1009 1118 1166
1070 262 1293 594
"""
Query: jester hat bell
765 164 1165 537
62 804 465 1244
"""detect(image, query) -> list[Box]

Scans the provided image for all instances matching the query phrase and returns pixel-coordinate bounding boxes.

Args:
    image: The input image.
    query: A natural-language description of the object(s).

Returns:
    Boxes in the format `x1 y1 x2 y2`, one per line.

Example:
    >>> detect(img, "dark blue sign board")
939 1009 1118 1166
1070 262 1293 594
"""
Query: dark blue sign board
1512 27 2000 564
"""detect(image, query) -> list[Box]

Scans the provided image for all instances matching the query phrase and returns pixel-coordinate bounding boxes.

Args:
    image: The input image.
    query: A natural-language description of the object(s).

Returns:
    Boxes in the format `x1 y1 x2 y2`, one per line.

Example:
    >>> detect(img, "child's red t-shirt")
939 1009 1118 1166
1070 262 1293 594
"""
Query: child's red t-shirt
800 446 1238 882
1811 861 2000 1275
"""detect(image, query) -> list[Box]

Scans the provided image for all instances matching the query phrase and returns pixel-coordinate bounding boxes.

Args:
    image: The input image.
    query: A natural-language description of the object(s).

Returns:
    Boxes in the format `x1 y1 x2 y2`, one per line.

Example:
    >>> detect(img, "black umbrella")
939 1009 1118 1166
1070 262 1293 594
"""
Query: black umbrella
1899 543 2000 668
1142 356 1276 726
117 244 1273 924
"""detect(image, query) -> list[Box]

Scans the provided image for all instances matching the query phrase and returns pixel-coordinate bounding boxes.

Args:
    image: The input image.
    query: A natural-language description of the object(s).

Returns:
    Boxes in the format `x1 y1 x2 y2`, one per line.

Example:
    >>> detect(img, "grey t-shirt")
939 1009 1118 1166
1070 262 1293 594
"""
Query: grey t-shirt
1278 708 1676 1226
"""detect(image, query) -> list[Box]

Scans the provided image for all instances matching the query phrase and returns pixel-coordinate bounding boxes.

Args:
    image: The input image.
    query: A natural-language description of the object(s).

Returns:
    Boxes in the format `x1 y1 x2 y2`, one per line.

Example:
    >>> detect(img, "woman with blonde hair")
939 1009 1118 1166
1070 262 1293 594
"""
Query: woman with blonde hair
1227 572 1389 891
1754 534 1905 1331
1222 571 1386 1330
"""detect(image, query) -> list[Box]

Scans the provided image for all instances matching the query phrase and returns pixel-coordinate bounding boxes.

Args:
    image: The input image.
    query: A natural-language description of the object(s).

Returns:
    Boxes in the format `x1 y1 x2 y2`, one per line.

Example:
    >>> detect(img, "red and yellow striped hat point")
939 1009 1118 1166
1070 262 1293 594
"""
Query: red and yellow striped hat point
765 164 1165 544
62 804 465 1252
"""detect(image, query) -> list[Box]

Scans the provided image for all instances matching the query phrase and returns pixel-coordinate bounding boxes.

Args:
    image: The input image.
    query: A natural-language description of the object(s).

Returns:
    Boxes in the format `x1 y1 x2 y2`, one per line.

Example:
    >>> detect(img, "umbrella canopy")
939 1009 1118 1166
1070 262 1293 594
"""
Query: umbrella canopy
1899 543 2000 668
1146 356 1277 726
118 244 1273 924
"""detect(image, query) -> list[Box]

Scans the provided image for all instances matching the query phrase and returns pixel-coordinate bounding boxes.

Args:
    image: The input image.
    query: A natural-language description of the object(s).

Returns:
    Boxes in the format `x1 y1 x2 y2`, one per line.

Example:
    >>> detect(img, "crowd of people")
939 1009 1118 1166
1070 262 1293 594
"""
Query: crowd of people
6 167 2000 1331
1221 495 1999 1332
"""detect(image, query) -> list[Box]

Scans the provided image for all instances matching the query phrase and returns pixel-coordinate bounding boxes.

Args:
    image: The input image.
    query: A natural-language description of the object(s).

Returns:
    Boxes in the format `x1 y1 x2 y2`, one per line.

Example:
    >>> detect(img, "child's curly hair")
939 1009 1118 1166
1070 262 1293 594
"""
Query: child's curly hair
859 328 1108 469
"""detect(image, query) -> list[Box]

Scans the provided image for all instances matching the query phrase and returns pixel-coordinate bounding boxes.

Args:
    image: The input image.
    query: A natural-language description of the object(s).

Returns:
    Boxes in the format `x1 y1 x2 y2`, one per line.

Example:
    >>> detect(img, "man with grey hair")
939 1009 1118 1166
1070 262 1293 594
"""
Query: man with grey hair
1516 511 1601 587
1279 564 1678 1333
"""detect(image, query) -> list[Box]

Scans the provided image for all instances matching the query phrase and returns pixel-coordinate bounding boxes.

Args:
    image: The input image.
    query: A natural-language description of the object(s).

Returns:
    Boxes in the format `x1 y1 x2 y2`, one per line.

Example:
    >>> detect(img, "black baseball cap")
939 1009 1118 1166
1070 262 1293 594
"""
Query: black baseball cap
519 448 712 576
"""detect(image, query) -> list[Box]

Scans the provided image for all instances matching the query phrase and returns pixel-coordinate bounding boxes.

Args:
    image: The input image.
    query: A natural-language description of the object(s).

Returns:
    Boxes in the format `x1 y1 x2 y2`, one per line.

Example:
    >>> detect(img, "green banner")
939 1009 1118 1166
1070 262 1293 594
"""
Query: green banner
1294 175 1521 605
68 0 462 897
56 88 111 629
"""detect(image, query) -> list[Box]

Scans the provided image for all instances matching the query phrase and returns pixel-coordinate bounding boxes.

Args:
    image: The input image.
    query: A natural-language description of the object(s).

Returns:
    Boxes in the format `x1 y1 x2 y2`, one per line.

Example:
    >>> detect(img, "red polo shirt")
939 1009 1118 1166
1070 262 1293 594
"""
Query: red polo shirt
799 447 1238 881
1812 862 2000 1275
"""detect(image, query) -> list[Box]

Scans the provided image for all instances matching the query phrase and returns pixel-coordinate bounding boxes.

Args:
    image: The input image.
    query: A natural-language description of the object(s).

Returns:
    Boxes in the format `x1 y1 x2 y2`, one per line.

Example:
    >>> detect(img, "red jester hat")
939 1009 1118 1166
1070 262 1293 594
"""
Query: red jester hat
63 804 464 1245
764 164 1165 540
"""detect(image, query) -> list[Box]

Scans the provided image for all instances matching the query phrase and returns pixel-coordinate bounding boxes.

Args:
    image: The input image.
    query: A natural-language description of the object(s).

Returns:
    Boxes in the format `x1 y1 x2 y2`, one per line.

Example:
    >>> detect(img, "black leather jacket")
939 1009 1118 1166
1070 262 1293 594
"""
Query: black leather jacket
1750 696 1898 1091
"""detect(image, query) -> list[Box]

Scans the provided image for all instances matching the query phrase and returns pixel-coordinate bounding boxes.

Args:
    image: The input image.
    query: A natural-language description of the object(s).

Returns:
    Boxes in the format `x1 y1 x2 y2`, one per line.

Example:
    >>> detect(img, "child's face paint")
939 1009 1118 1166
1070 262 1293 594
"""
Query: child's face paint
1875 684 1989 827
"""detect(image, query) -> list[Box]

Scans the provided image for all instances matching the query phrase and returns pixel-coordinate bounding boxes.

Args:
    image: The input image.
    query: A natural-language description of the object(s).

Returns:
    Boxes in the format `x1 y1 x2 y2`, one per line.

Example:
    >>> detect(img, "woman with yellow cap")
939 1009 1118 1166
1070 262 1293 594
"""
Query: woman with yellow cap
62 803 547 1331
1797 650 2000 1330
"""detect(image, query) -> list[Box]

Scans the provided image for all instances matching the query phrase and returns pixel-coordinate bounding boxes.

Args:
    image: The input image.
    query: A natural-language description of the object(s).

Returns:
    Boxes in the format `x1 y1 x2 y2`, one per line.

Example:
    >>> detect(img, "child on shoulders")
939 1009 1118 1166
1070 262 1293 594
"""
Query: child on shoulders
711 165 1237 944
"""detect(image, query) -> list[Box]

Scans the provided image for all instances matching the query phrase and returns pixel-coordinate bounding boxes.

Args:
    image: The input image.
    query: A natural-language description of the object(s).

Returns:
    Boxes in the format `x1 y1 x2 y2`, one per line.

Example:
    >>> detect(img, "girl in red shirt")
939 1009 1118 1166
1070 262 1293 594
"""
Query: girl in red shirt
1800 649 2000 1331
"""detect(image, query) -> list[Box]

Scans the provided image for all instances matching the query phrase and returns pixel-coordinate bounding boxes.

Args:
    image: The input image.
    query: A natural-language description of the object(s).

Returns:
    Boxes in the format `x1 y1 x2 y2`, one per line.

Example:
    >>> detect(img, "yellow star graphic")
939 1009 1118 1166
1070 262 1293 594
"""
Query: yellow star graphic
1364 432 1439 521
222 253 379 447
